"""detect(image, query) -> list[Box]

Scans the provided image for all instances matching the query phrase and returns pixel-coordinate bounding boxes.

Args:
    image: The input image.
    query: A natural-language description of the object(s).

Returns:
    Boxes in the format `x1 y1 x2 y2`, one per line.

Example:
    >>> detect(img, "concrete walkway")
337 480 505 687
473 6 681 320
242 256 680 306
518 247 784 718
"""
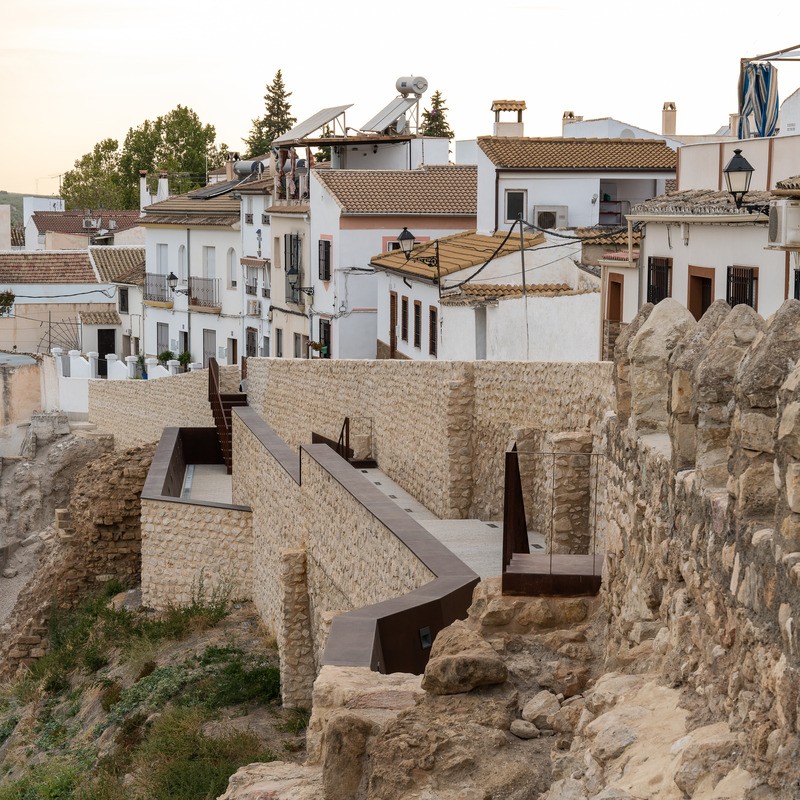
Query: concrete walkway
360 467 545 580
182 464 232 504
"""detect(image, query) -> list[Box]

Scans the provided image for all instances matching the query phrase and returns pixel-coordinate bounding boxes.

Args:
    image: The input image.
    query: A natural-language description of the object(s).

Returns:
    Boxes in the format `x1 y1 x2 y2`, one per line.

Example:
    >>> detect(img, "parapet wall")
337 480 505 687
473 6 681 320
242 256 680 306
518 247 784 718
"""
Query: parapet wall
602 297 800 792
247 359 614 520
88 365 240 448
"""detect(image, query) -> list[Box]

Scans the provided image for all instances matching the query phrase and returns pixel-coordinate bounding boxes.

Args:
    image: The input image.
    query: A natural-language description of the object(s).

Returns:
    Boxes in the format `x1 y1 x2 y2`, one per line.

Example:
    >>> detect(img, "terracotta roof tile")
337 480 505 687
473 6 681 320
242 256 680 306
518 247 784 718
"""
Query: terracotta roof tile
265 203 310 214
573 228 641 245
601 249 640 261
89 247 145 284
10 225 24 247
80 310 121 325
370 230 543 281
477 137 677 170
442 283 598 306
631 188 772 214
140 192 240 227
314 165 477 215
31 210 141 236
0 251 97 284
491 100 527 112
777 175 800 190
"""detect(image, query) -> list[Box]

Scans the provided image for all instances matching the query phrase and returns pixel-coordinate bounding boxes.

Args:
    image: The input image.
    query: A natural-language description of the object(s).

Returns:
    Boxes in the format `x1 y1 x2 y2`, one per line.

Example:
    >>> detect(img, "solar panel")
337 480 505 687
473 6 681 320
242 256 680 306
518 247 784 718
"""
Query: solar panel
361 96 418 133
273 104 353 144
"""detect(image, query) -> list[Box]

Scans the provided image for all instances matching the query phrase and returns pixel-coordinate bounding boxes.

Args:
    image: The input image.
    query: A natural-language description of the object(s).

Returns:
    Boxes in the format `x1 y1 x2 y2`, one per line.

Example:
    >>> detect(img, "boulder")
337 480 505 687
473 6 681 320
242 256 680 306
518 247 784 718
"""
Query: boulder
521 690 561 728
510 719 540 739
322 711 378 800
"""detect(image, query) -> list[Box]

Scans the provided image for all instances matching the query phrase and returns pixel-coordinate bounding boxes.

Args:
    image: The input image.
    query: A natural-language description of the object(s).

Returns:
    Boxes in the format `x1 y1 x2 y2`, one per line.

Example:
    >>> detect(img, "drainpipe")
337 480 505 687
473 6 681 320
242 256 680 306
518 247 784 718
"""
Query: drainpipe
186 227 192 361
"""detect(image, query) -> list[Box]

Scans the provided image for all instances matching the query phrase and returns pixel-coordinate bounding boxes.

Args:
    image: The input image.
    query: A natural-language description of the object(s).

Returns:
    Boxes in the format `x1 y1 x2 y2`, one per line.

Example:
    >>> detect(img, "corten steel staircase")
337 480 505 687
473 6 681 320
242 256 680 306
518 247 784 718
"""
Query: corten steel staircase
208 358 248 474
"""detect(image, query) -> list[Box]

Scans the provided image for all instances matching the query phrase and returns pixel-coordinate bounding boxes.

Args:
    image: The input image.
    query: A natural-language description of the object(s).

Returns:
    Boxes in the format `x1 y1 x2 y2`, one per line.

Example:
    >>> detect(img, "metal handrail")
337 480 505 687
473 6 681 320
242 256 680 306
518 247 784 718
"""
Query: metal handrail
336 417 350 460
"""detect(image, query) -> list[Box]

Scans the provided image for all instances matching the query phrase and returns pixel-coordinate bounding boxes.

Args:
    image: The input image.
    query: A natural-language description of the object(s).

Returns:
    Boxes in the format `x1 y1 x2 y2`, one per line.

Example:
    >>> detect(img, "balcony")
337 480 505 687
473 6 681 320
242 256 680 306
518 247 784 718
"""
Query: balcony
144 272 171 304
189 276 221 311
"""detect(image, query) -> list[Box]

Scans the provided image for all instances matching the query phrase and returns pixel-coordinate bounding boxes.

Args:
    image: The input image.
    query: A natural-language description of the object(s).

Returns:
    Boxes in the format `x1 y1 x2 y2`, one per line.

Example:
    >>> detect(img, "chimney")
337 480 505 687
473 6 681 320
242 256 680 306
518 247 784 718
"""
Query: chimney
562 110 583 135
225 154 236 182
491 100 526 137
662 101 677 136
156 171 169 203
139 170 151 212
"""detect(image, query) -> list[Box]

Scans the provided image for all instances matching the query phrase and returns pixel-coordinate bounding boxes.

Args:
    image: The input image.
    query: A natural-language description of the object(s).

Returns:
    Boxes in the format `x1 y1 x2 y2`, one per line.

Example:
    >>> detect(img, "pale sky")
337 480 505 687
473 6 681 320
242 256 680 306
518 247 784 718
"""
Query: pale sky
2 0 800 196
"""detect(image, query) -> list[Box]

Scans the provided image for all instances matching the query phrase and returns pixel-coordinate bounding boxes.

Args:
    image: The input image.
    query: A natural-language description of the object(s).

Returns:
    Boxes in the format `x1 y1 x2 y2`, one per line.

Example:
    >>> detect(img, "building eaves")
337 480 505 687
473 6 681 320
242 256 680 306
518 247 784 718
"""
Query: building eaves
631 188 773 216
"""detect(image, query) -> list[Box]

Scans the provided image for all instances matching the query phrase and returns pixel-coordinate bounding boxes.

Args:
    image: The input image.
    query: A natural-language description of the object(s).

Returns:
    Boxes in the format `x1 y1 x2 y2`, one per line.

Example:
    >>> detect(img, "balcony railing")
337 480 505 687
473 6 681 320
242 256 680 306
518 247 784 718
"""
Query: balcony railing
189 276 221 309
144 272 170 303
245 282 258 296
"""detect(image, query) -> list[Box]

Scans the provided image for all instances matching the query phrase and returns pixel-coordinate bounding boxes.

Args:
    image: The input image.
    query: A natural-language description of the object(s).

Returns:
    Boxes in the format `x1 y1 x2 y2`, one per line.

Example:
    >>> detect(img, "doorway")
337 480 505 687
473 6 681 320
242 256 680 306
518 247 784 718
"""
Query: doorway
688 266 715 321
203 329 216 367
607 273 624 322
97 328 116 377
389 291 397 358
227 337 238 366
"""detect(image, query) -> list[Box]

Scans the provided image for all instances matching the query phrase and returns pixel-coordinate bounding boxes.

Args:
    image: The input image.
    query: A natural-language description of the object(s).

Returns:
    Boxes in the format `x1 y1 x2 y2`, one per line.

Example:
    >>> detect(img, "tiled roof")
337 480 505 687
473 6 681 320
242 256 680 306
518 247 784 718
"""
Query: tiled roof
492 100 527 112
442 283 598 306
573 228 641 246
477 137 677 170
777 176 800 190
314 165 477 215
631 188 773 215
0 251 97 284
80 311 122 325
265 203 310 215
89 246 145 285
31 210 141 236
601 249 640 261
10 225 24 247
370 230 544 281
139 192 239 227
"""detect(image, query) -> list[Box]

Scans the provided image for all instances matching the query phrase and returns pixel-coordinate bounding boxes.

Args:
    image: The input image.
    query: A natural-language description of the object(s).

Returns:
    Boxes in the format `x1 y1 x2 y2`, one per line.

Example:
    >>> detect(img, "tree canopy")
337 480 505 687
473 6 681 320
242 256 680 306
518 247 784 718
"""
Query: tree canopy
61 105 228 210
420 91 454 139
244 70 297 158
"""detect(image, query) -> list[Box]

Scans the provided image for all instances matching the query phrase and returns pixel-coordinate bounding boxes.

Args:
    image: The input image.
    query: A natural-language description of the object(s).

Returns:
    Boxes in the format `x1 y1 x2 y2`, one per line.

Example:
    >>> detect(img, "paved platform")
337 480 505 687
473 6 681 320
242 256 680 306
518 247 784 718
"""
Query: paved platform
183 463 232 504
360 467 544 580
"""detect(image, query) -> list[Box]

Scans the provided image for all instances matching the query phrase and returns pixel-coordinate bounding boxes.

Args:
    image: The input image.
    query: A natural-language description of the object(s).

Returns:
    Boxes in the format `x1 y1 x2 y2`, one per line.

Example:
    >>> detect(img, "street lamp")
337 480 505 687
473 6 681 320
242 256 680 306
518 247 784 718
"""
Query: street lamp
166 271 188 295
723 148 754 209
396 228 440 284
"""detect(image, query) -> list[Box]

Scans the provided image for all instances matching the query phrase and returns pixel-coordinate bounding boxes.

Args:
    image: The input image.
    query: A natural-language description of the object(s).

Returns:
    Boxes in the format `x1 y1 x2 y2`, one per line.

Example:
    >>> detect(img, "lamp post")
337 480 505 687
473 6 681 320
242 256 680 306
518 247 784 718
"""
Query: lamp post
723 148 754 209
166 271 188 295
396 227 441 286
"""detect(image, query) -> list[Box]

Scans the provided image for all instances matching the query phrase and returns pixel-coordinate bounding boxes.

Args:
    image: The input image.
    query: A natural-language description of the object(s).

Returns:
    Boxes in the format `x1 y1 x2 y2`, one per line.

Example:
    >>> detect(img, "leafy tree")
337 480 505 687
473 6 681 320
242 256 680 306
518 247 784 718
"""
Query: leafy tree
420 90 454 139
118 105 227 202
61 106 229 210
61 138 127 210
313 125 334 164
0 290 14 317
245 70 297 157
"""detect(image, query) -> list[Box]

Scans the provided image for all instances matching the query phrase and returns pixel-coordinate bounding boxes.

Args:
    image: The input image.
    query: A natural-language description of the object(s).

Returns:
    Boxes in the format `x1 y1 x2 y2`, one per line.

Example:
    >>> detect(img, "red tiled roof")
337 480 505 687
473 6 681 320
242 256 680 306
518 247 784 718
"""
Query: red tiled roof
31 210 142 236
0 251 97 284
314 165 476 215
89 246 145 284
477 137 677 170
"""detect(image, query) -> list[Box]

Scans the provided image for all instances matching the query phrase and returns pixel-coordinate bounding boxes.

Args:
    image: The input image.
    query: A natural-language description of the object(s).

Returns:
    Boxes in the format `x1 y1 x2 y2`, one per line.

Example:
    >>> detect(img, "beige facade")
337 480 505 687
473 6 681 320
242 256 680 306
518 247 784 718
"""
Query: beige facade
0 360 41 427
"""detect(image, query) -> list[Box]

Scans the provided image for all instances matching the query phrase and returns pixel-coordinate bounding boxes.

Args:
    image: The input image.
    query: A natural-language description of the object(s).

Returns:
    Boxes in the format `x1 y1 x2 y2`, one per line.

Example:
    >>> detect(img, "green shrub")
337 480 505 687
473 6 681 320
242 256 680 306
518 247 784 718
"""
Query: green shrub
99 681 122 712
0 760 78 800
156 350 175 365
0 715 19 747
277 707 310 735
131 707 275 800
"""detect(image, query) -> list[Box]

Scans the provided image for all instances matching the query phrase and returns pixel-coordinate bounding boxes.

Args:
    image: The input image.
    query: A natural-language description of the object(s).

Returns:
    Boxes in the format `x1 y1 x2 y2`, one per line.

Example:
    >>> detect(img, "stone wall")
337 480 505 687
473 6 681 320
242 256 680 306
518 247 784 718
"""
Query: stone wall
88 365 240 449
246 359 614 521
602 298 800 793
140 499 253 609
0 442 154 680
0 360 41 427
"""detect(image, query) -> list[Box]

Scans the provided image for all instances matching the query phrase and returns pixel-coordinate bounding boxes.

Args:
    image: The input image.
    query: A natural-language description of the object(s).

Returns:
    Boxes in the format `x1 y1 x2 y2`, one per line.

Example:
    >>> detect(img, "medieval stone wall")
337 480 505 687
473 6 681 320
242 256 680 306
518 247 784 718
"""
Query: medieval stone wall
602 298 800 793
88 365 240 448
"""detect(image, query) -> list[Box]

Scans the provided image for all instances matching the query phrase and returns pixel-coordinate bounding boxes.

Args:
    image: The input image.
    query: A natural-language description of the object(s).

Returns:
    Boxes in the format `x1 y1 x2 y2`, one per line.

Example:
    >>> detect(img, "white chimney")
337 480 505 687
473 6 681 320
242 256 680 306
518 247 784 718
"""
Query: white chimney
662 102 677 136
492 100 526 137
156 171 169 203
226 155 236 182
562 110 583 135
139 170 152 212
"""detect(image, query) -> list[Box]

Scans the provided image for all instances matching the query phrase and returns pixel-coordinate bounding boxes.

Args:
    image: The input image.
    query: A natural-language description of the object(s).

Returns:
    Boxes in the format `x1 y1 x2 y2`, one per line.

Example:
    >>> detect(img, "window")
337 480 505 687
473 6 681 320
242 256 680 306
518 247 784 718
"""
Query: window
246 327 258 358
118 287 129 314
429 306 438 357
319 239 332 281
156 243 168 274
794 270 800 301
284 233 301 303
178 244 186 281
647 257 672 304
387 241 401 251
156 322 169 355
294 333 302 358
413 300 422 348
401 296 409 341
727 266 758 310
245 213 254 224
688 266 715 321
227 248 237 288
275 328 283 358
319 318 331 358
262 336 270 357
203 246 216 279
505 190 526 223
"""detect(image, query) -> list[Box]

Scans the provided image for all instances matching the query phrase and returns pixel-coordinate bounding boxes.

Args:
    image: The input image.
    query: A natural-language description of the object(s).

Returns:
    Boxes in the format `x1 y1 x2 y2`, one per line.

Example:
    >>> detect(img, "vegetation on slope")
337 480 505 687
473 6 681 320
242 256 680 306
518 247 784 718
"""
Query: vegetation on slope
0 582 306 800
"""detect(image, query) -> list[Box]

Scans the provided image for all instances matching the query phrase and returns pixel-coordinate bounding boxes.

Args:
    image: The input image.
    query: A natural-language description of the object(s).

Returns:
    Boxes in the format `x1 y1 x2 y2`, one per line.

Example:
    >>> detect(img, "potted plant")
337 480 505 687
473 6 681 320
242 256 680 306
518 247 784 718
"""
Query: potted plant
157 349 175 366
308 341 323 357
178 351 192 372
137 353 147 379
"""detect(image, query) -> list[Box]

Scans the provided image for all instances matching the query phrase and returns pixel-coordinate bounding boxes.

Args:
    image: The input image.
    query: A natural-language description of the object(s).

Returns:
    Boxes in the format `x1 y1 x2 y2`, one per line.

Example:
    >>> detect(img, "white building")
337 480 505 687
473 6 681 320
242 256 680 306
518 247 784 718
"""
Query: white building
308 165 477 358
25 210 143 251
370 230 598 361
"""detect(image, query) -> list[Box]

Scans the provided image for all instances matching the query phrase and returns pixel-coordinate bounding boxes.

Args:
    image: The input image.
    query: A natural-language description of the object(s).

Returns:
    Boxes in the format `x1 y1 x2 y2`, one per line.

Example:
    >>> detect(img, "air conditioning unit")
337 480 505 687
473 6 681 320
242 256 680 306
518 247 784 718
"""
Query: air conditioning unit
82 217 101 229
768 199 800 248
533 205 569 229
123 327 131 336
247 299 262 316
261 212 269 224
